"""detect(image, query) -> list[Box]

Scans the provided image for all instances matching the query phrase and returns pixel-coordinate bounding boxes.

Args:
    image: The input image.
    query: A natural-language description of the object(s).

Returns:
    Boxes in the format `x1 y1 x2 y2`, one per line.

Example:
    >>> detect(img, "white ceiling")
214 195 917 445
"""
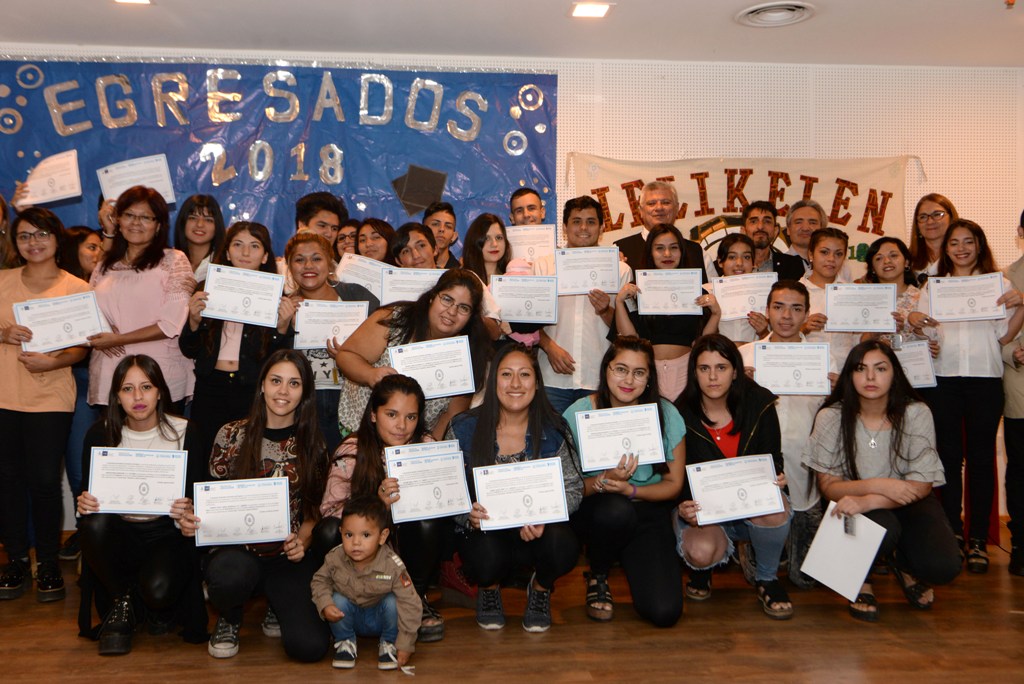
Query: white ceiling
2 0 1023 67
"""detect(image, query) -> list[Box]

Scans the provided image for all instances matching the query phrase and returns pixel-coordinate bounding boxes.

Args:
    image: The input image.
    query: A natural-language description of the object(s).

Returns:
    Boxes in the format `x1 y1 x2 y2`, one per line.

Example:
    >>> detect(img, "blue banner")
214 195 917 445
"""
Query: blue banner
0 60 557 252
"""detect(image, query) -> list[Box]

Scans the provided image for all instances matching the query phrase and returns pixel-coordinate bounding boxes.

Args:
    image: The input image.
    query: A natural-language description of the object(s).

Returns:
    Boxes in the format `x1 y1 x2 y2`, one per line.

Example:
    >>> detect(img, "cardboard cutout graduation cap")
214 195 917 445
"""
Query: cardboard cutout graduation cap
391 165 447 216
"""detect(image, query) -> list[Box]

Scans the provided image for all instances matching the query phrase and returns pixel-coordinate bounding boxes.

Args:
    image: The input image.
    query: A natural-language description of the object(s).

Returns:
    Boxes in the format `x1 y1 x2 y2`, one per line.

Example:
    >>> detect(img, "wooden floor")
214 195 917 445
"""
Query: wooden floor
4 539 1023 683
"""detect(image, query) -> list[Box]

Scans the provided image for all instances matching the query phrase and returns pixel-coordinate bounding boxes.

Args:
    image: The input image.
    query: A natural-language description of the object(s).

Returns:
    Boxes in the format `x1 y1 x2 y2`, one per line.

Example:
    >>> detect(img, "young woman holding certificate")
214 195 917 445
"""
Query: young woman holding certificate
673 334 793 620
861 237 923 340
87 185 196 412
333 268 491 440
447 343 583 633
180 222 296 468
803 340 961 622
910 219 1024 573
703 233 770 345
0 207 89 602
179 350 331 662
563 335 685 627
76 355 206 654
800 228 857 366
319 374 449 643
172 194 225 283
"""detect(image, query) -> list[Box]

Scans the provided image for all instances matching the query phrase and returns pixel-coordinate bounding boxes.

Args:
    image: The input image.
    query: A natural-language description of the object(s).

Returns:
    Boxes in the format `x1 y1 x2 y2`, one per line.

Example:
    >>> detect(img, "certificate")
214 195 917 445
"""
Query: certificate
473 458 569 531
505 223 557 263
388 336 475 399
753 343 831 395
380 268 442 306
385 449 472 524
685 454 784 526
824 283 897 333
574 404 667 471
13 291 105 353
193 477 291 547
711 272 778 321
801 501 886 602
554 247 620 295
928 273 1006 322
490 275 558 324
20 150 81 206
894 340 937 389
202 264 285 328
335 253 385 301
97 153 176 204
636 269 703 315
293 300 368 350
87 448 187 516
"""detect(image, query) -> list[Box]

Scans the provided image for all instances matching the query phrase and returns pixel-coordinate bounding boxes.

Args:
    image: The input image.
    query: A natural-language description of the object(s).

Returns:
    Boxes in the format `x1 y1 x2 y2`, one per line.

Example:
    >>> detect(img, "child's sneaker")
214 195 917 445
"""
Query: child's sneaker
333 639 357 669
378 640 398 670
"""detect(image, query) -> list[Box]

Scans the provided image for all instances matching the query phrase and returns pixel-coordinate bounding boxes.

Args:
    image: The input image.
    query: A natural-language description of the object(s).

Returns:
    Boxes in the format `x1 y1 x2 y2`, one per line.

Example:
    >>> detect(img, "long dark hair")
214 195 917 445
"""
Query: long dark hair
10 207 66 268
349 375 428 500
815 340 921 480
382 268 491 389
58 225 100 280
461 213 509 282
173 194 225 262
390 223 435 266
232 350 328 521
468 343 576 469
99 186 171 274
715 233 755 273
104 355 179 447
864 236 915 286
641 223 687 270
677 334 752 436
359 218 396 264
936 219 998 277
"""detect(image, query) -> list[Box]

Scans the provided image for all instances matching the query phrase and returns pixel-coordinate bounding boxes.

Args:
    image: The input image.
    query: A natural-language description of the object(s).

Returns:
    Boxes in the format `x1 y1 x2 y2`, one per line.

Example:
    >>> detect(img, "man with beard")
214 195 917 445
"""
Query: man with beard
707 201 804 280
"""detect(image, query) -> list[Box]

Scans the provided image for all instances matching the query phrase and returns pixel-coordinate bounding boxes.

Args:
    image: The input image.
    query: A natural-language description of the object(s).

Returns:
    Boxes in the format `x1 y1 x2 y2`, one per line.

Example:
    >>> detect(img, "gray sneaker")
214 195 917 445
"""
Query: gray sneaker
475 587 505 630
261 607 281 638
208 617 240 658
522 577 551 633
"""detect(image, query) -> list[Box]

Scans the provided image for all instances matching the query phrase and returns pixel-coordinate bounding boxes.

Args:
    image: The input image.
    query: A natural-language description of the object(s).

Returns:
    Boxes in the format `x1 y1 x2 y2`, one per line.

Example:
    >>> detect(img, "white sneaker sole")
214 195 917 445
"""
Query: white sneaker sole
332 660 356 669
477 620 505 630
208 642 239 658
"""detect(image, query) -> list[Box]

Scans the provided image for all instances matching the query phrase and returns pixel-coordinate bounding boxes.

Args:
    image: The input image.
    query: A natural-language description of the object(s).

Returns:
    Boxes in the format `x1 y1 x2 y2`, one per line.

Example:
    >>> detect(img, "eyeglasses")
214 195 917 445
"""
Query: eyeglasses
917 210 947 224
609 364 649 381
121 211 157 226
337 233 357 242
437 293 473 317
16 230 53 243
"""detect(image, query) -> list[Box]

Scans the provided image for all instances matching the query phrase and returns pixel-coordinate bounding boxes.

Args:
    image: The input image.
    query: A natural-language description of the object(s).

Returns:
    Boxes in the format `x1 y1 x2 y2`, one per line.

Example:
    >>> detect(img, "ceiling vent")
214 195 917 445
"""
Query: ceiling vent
735 2 815 28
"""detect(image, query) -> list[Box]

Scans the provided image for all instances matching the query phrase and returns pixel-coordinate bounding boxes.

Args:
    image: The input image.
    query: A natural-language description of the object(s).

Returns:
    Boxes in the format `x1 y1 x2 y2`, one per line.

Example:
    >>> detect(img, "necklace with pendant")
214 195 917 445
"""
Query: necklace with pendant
862 419 885 449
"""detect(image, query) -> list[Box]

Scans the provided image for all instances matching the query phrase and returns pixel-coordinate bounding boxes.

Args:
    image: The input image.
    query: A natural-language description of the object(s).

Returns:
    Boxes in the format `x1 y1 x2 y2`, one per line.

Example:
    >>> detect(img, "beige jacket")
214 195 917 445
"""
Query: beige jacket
1002 255 1024 419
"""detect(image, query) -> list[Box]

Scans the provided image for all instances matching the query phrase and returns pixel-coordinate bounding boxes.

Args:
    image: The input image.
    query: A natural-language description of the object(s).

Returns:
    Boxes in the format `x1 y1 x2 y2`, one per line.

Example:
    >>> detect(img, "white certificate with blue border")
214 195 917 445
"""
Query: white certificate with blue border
554 247 620 295
388 335 475 399
686 454 784 526
380 268 443 306
824 283 897 333
711 272 778 321
506 223 557 263
87 448 187 516
753 342 831 395
928 273 1006 322
13 291 105 353
636 269 703 315
335 253 385 301
473 458 569 531
490 275 558 324
575 404 667 471
894 340 938 389
293 300 369 350
386 448 472 524
202 264 284 328
193 477 291 547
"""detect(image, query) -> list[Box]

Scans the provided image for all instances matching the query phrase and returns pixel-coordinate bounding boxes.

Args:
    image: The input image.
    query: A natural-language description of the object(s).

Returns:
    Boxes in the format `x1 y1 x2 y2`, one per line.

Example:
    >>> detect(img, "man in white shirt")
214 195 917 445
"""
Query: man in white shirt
509 188 546 226
534 196 632 414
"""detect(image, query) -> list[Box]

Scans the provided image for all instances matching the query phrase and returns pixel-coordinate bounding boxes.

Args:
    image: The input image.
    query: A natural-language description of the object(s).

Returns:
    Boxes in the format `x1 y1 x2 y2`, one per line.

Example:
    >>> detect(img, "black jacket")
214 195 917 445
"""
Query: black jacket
615 231 708 283
179 319 293 390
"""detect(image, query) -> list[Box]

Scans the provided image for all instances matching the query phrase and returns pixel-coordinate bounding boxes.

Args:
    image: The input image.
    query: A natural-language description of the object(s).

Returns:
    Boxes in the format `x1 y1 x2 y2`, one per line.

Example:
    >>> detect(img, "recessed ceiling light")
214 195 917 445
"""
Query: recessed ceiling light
115 0 153 5
735 2 814 28
572 2 612 19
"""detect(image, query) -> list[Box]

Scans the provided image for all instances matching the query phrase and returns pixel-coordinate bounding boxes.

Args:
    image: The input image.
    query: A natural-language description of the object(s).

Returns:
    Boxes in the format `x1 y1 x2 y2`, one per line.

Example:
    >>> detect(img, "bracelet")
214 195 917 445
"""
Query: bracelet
629 484 637 500
101 230 117 239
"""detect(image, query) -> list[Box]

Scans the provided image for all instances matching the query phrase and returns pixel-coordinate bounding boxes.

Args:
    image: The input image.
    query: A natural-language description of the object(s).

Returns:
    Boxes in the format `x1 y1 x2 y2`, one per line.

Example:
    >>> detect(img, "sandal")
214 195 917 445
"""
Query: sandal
848 587 879 623
965 539 989 574
888 564 934 610
755 579 793 620
584 572 613 622
685 569 713 601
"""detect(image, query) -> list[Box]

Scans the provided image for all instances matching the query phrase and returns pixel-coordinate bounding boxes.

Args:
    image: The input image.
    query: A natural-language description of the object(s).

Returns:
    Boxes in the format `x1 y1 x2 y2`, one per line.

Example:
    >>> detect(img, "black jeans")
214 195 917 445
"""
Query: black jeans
920 376 1003 540
205 547 330 662
458 522 580 591
865 494 962 585
0 409 73 562
572 495 681 627
189 370 256 472
1003 417 1024 546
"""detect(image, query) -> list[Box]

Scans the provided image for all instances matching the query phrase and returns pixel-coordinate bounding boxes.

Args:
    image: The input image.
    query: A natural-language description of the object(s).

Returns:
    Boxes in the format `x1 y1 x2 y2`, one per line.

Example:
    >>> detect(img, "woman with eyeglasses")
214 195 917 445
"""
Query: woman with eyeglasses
332 268 492 440
0 207 91 602
333 219 360 260
908 194 959 284
563 335 685 627
173 194 225 283
87 186 196 413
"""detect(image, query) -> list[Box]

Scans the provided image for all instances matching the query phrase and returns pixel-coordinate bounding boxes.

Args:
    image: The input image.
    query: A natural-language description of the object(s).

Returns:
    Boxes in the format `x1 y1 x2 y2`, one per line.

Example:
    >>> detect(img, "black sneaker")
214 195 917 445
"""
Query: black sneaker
332 639 357 669
145 608 174 636
378 640 398 670
522 577 551 633
476 587 505 630
35 561 65 602
98 594 136 656
58 532 81 561
208 617 240 659
417 596 444 643
0 558 30 600
1010 546 1024 577
261 607 281 638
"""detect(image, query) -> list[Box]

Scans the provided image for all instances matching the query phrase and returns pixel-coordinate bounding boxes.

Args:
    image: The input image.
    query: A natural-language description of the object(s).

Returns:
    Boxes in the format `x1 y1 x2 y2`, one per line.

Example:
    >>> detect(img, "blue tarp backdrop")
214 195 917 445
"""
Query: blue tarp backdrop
0 60 557 253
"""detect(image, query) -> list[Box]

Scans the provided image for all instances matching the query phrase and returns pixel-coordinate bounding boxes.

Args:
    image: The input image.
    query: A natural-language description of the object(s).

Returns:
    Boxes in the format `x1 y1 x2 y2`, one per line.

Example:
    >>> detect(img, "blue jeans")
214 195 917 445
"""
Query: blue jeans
544 386 592 416
673 504 792 583
329 592 398 644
